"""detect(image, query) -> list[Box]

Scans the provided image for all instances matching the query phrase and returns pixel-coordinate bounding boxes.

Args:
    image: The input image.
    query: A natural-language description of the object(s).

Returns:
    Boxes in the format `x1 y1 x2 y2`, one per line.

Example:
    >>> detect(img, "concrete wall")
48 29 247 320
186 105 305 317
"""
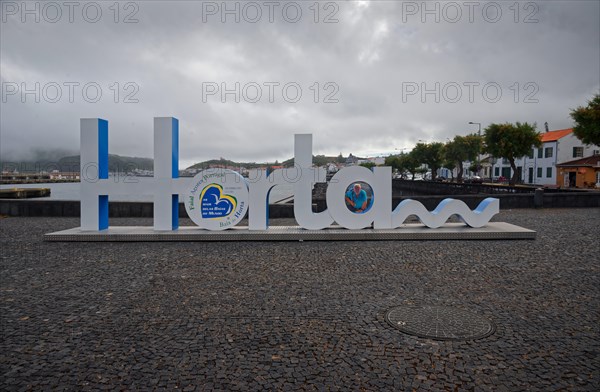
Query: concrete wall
315 180 539 199
542 192 600 208
2 191 598 218
390 179 537 195
0 200 297 219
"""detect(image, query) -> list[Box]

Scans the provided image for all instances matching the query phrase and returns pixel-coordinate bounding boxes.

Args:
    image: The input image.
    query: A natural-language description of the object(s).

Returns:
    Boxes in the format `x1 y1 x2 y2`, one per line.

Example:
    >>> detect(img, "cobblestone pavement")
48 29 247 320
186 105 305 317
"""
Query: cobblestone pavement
1 209 599 391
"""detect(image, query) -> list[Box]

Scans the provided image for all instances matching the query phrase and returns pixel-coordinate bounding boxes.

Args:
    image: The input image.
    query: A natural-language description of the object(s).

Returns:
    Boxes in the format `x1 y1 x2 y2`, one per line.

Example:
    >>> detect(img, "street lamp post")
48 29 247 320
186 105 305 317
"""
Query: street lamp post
469 121 482 179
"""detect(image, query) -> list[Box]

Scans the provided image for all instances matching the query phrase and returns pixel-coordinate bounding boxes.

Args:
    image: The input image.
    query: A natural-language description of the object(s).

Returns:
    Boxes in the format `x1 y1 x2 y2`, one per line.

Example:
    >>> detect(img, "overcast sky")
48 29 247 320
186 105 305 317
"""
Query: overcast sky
1 0 599 168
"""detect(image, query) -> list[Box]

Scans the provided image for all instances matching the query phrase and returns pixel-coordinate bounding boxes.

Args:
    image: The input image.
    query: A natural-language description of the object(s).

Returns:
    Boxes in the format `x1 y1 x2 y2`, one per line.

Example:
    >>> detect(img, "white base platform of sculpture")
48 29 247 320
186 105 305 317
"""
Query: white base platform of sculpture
44 222 535 242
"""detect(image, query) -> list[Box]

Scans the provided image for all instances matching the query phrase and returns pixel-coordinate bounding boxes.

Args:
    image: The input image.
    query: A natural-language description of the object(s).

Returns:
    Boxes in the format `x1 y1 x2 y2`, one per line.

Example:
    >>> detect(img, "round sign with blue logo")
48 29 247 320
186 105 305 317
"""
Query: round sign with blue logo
185 169 249 230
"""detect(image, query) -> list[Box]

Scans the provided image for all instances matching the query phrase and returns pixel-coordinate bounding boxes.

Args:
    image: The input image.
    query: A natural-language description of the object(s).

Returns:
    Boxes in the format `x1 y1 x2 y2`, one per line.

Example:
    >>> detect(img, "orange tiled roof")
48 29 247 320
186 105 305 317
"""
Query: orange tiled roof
540 128 573 142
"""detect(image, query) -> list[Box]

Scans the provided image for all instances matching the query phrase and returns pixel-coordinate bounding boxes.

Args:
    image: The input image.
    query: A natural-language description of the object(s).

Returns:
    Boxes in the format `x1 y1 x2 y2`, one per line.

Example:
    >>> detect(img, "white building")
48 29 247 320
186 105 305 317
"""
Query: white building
490 128 600 186
367 156 386 165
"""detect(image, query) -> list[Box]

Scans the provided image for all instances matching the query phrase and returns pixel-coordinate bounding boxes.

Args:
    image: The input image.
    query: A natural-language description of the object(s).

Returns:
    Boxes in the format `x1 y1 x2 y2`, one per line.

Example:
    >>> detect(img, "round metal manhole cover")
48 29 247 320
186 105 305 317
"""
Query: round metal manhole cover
386 305 495 341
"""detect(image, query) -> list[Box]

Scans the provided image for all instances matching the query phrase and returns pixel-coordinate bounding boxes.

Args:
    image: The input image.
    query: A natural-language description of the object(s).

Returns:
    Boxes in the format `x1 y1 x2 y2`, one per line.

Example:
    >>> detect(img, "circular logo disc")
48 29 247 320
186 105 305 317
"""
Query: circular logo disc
184 169 249 230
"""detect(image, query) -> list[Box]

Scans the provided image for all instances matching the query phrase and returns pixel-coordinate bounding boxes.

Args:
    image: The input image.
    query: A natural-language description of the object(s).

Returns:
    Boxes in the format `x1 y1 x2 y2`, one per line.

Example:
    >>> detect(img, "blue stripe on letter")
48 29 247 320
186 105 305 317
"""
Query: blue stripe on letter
98 119 108 179
99 195 109 230
98 119 109 230
172 118 179 179
172 194 179 230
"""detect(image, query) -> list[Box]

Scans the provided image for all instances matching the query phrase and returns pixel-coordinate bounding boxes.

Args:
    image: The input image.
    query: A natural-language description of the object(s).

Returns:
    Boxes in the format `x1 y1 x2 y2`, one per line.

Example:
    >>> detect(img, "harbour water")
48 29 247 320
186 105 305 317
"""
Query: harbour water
0 178 294 203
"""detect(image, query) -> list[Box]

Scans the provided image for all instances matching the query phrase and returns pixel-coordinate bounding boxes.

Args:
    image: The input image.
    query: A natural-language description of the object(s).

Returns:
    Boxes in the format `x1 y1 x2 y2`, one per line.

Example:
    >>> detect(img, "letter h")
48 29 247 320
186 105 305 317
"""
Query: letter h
80 117 180 231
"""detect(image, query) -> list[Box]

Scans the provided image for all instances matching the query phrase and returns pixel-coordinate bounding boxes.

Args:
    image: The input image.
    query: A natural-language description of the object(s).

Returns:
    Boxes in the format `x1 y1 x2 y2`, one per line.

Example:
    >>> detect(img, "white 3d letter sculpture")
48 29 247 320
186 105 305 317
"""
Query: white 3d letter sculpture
80 118 499 231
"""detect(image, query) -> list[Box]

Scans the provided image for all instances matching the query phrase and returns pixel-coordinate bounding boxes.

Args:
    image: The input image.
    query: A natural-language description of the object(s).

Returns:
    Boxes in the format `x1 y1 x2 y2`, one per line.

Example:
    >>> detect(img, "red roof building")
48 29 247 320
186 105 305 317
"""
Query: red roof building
540 128 573 143
490 127 600 186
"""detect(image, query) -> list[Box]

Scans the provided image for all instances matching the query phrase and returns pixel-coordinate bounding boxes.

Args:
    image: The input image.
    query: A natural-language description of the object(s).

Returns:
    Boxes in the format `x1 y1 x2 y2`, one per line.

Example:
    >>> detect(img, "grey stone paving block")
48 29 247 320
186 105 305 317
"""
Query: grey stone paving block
1 209 599 391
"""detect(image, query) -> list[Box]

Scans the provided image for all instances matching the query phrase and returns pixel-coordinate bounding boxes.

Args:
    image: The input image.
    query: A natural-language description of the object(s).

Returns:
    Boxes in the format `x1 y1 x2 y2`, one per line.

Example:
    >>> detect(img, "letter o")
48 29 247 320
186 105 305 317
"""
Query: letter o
442 82 462 103
282 2 302 23
42 82 62 103
242 82 262 103
482 82 502 103
82 82 102 103
282 164 302 183
442 2 461 23
482 2 502 23
42 2 62 22
82 162 99 183
282 82 301 103
326 166 390 229
82 2 102 23
242 2 262 22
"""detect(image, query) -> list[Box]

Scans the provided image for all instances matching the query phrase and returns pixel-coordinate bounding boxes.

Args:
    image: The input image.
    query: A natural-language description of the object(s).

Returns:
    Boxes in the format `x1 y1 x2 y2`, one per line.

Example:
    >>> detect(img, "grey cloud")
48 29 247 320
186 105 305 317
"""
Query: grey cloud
1 0 598 164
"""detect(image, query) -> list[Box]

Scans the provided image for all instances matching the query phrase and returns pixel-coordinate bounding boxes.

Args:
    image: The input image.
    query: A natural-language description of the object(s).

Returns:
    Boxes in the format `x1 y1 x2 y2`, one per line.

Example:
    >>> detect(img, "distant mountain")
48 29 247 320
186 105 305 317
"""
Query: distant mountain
187 158 266 170
188 155 347 170
281 155 349 167
3 152 364 174
1 154 153 173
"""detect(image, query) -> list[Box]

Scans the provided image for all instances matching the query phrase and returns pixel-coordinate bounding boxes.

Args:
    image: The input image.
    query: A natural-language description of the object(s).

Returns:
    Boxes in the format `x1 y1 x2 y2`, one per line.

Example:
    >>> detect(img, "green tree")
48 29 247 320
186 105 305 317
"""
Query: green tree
570 94 600 146
385 152 420 180
385 155 405 178
336 153 345 163
313 155 330 166
442 158 456 181
412 142 444 180
443 134 482 182
404 153 422 180
359 162 376 169
384 155 399 167
484 122 541 185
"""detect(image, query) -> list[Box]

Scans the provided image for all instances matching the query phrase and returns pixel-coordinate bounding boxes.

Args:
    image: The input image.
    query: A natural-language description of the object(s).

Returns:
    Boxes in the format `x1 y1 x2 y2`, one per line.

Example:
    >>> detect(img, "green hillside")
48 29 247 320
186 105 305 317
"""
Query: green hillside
1 154 153 173
189 155 346 170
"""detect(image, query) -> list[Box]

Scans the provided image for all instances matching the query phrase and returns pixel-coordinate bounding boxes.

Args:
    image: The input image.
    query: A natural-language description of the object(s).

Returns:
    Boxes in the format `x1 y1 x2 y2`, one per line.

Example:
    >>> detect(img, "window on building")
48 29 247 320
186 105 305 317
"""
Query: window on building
573 147 584 158
545 147 553 158
537 168 542 178
537 148 543 159
528 149 534 159
546 167 552 178
494 167 500 176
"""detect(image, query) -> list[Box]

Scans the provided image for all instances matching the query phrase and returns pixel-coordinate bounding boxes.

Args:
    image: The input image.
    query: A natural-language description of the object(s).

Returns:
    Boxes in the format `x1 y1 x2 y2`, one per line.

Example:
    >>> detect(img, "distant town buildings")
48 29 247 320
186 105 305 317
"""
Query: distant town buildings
489 128 599 187
4 128 598 189
49 170 80 180
357 157 385 166
0 169 80 184
417 128 599 188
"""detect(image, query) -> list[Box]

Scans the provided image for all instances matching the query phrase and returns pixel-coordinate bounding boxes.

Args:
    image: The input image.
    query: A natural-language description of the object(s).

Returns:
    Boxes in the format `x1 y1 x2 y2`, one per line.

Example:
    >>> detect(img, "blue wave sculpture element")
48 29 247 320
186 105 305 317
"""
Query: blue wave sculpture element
391 197 500 228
